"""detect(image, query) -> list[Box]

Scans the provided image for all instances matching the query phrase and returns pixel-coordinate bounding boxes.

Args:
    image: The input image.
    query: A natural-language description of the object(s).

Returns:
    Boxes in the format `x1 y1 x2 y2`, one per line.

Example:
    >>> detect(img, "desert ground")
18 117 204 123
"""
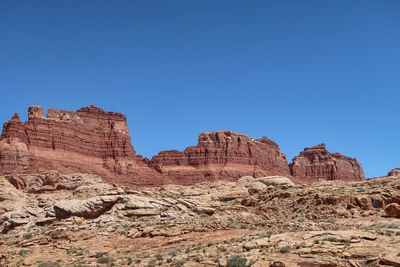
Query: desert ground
1 172 400 267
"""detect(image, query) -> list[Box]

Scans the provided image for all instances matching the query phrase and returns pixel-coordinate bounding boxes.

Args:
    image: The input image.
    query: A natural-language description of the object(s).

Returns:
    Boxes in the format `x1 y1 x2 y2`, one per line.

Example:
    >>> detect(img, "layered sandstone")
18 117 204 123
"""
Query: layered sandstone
0 105 162 186
151 130 291 184
0 113 30 173
290 144 365 182
0 105 367 186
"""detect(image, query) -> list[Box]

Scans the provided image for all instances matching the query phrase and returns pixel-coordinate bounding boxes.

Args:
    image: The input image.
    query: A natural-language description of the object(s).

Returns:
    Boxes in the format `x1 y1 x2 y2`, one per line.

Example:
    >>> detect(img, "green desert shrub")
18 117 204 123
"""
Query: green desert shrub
18 249 29 257
174 259 186 267
278 245 291 253
50 229 67 240
23 232 33 239
95 253 114 266
97 257 114 266
226 255 247 267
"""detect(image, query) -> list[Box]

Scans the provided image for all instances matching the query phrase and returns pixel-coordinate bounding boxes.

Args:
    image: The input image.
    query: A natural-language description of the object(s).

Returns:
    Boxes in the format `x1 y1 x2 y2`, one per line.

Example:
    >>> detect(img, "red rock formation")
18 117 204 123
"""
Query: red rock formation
0 113 30 173
0 105 367 186
290 144 365 182
0 105 162 186
24 105 135 159
151 130 291 184
388 168 400 177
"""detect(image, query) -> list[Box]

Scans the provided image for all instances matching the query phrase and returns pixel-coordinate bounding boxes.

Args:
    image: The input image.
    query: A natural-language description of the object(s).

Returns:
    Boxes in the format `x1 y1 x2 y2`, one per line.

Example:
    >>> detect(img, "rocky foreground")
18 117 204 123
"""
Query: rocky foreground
1 172 400 267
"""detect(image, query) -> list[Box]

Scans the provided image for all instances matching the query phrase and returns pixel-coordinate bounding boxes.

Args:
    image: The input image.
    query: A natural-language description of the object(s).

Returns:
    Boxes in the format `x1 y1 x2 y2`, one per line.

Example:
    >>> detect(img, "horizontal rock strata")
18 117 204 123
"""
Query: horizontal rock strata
0 106 366 186
0 105 162 186
151 130 291 184
290 144 365 182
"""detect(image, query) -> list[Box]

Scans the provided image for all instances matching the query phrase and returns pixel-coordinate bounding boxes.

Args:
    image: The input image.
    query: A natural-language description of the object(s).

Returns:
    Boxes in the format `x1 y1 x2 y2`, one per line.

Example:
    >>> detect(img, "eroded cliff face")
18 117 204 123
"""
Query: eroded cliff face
290 144 365 182
0 105 162 186
151 130 291 184
25 105 135 159
0 106 366 186
0 113 30 173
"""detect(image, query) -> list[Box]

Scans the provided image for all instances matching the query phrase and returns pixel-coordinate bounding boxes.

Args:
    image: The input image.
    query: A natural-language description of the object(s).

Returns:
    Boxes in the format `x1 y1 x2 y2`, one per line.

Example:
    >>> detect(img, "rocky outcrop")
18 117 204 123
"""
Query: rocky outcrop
1 170 400 266
0 105 162 186
256 176 295 187
384 203 400 218
51 195 123 219
0 177 26 214
4 172 117 194
151 130 291 184
290 144 365 182
388 168 400 177
3 106 293 186
26 105 135 160
0 113 30 173
0 105 367 186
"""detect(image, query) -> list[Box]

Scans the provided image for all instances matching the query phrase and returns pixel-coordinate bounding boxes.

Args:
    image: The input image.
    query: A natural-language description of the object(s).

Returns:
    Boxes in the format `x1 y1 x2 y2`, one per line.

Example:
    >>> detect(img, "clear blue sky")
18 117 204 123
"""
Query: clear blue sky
1 1 399 178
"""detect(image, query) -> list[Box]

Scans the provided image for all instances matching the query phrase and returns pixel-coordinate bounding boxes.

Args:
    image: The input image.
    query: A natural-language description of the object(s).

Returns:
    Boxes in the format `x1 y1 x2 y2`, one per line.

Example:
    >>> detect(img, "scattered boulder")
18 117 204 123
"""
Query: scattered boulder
384 203 400 218
215 189 250 201
236 176 267 192
236 176 256 186
52 196 122 219
256 176 294 187
353 195 373 210
194 206 215 215
0 176 26 214
0 208 32 233
246 181 268 192
117 195 172 217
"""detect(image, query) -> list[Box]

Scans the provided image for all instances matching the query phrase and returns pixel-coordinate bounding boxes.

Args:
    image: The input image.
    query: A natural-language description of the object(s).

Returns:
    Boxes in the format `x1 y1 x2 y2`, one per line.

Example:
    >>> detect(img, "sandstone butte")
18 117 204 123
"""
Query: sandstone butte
151 130 291 184
0 105 366 186
290 144 365 182
0 105 163 187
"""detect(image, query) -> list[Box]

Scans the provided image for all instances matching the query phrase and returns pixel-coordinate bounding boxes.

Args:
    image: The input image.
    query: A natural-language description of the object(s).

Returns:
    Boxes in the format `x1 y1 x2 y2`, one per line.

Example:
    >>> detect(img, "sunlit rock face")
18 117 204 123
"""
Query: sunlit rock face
0 106 366 186
151 130 291 184
290 144 365 182
0 105 162 187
